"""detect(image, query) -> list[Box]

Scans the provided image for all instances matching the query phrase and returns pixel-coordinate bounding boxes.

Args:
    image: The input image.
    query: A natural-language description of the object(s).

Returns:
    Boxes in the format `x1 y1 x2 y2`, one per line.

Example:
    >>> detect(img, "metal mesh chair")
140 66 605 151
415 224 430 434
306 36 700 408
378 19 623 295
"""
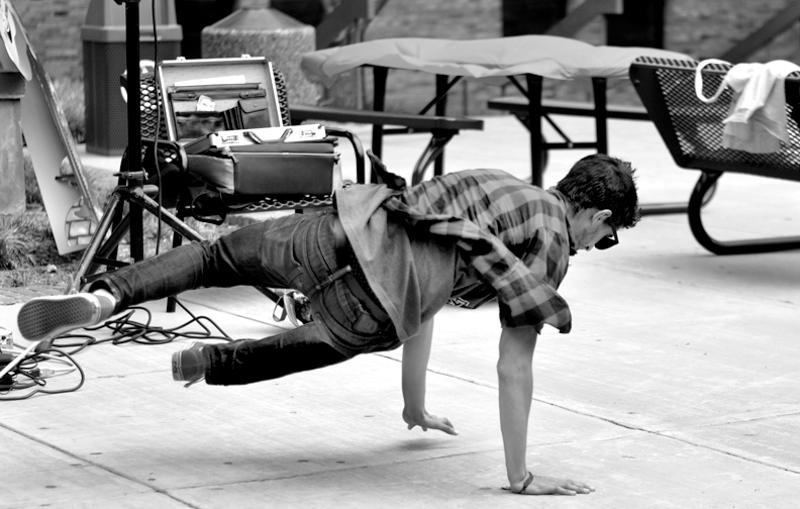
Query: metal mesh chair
630 57 800 254
137 69 363 221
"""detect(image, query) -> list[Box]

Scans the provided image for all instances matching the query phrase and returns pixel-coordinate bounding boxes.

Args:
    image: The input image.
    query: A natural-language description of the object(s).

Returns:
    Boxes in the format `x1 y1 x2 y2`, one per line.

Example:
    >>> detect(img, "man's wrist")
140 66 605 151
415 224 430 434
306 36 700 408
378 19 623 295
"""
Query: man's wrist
402 406 425 420
510 471 534 494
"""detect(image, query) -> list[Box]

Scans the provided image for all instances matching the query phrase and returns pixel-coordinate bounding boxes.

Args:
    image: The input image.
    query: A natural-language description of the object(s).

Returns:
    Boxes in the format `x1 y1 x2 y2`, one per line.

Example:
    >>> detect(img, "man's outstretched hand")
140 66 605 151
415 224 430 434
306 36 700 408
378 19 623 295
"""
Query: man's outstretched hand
402 408 458 435
508 474 595 496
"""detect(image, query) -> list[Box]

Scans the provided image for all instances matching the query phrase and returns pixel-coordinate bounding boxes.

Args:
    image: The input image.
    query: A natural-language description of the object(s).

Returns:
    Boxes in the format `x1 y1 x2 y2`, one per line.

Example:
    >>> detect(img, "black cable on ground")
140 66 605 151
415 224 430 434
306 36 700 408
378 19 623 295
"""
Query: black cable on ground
1 297 234 400
0 347 85 401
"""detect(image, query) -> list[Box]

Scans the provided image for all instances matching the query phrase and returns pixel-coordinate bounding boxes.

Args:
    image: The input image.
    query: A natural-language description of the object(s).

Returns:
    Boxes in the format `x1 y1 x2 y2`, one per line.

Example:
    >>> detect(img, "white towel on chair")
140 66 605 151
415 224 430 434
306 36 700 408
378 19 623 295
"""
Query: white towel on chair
696 59 800 153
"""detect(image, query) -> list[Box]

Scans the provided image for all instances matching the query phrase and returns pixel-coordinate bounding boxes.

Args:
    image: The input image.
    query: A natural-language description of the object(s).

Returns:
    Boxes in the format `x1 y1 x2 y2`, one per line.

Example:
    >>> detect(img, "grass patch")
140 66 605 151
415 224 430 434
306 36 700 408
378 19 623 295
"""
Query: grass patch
0 208 81 289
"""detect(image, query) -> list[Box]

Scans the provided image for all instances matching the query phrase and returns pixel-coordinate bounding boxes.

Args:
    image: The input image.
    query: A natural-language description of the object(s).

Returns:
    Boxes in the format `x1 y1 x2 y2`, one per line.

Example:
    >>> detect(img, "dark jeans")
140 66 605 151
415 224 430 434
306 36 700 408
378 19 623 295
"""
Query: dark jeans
90 211 398 385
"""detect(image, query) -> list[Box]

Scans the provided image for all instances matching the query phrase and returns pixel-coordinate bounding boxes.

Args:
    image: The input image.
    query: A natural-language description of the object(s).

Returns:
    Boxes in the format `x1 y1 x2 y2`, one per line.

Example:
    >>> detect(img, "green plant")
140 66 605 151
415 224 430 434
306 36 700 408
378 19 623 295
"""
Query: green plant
0 214 36 269
2 268 30 288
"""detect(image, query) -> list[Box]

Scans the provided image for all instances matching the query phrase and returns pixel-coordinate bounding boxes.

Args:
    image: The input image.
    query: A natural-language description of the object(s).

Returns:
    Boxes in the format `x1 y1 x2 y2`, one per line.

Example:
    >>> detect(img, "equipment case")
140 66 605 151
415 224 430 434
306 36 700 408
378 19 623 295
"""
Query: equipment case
157 56 337 196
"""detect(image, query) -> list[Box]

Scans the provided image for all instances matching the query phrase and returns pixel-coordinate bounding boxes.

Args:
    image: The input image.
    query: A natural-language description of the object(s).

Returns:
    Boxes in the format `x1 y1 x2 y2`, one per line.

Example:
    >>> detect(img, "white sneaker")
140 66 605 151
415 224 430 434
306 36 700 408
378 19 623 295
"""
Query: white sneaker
17 293 104 341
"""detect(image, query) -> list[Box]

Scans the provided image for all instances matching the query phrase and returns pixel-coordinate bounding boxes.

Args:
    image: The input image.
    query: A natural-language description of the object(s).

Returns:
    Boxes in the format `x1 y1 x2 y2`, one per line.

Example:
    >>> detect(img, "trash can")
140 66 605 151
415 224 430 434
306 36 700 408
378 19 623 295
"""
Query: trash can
82 0 183 155
202 7 318 105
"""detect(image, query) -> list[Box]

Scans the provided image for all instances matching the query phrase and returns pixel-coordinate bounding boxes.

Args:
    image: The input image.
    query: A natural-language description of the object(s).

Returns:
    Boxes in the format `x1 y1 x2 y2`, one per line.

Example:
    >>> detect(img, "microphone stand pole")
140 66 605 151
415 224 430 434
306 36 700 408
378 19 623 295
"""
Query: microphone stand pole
117 0 144 261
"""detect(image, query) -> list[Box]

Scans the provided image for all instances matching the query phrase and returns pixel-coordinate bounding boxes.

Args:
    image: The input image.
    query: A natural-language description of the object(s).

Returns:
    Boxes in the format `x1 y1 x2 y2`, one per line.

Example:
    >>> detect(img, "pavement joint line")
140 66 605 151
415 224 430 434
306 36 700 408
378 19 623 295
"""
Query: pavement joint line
657 430 800 476
376 354 800 476
94 367 170 379
0 421 203 508
172 459 412 491
168 447 508 491
577 261 800 308
678 410 800 429
179 296 296 332
535 404 800 476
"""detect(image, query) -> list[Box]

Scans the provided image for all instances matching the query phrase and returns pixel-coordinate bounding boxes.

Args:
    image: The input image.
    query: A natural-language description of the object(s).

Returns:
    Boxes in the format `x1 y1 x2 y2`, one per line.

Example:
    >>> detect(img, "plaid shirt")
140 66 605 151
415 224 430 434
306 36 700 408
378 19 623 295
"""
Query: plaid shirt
383 169 572 333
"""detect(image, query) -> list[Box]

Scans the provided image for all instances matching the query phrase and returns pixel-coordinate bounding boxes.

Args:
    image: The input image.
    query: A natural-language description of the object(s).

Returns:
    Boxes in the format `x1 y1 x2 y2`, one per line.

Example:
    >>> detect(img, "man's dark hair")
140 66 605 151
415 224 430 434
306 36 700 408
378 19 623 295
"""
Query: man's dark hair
555 154 640 229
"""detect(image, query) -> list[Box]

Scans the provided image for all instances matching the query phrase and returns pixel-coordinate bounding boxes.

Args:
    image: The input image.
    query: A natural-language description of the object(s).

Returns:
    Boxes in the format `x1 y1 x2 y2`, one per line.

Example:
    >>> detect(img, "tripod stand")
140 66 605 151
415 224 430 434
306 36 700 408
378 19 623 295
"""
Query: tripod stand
69 0 204 295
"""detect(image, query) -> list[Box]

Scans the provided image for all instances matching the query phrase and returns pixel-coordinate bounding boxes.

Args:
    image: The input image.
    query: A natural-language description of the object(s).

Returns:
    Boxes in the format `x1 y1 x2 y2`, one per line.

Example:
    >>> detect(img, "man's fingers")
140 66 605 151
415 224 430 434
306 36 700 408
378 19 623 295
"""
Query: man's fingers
563 480 594 494
523 485 575 496
569 483 594 494
428 416 458 435
407 416 458 435
437 420 458 435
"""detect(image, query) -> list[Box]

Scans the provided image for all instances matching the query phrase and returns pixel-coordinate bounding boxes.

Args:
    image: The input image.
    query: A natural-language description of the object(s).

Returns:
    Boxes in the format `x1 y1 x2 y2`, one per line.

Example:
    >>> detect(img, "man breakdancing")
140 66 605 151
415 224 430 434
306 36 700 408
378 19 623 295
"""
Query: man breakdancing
18 153 639 495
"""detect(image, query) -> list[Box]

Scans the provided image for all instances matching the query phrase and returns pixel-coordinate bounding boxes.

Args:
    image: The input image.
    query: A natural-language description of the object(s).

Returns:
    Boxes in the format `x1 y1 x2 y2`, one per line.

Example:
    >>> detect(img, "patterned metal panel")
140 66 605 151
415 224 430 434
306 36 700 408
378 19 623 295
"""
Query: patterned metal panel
632 57 800 181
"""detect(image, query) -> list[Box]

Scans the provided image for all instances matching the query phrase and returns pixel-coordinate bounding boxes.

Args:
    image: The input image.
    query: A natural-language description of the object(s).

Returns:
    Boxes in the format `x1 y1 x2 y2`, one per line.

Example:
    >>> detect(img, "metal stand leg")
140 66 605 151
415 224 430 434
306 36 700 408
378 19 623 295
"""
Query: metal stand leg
410 130 455 185
69 183 204 293
688 171 800 254
526 74 545 188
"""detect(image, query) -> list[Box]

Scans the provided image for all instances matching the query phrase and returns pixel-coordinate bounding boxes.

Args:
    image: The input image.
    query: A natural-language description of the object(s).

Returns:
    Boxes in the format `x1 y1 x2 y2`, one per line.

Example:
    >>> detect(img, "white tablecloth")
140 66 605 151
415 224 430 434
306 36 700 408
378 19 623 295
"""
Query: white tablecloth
301 35 693 86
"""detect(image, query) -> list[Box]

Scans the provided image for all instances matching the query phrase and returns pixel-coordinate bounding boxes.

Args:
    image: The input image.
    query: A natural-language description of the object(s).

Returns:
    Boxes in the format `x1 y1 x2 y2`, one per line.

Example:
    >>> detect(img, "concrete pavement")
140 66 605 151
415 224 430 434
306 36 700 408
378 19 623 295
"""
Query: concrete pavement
1 114 799 508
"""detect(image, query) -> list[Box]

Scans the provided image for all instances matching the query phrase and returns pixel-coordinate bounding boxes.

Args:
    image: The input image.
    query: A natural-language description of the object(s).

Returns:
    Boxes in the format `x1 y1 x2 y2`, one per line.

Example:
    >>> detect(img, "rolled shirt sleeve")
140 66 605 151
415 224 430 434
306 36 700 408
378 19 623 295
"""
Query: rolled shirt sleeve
464 227 572 333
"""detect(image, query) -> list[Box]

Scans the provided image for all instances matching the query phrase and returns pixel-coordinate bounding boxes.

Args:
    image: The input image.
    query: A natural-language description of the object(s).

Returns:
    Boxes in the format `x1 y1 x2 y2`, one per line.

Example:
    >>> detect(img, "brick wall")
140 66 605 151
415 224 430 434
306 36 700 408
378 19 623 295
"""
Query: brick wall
666 0 799 61
10 0 800 109
14 0 91 81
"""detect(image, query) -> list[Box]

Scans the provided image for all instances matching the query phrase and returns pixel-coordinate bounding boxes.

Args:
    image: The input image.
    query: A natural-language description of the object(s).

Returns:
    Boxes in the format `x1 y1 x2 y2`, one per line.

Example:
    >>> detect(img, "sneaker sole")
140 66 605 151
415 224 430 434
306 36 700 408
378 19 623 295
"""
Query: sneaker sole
171 351 183 381
171 344 206 383
17 295 101 342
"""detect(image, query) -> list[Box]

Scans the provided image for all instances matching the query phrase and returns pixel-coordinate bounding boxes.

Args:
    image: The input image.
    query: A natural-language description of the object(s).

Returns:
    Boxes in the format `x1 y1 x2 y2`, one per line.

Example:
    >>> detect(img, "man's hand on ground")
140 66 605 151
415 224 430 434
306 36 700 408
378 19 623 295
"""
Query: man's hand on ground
508 474 595 495
402 408 458 435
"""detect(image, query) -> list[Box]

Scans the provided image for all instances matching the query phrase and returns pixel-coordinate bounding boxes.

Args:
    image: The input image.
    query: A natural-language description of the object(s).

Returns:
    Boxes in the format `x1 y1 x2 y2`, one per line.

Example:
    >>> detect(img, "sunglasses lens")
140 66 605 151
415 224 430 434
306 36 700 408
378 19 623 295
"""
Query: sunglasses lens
594 233 618 250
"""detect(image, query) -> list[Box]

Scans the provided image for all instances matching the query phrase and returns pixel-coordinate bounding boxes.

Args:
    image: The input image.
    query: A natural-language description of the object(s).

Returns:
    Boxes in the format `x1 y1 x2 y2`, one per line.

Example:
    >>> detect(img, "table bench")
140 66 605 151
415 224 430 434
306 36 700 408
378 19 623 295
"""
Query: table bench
630 56 800 254
290 101 483 185
489 95 648 121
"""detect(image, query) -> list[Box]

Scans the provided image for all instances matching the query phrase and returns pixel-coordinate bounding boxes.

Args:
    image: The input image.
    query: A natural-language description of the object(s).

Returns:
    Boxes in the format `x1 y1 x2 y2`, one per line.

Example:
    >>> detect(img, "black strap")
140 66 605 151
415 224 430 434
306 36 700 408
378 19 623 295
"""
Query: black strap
305 266 353 300
514 471 534 494
367 150 407 190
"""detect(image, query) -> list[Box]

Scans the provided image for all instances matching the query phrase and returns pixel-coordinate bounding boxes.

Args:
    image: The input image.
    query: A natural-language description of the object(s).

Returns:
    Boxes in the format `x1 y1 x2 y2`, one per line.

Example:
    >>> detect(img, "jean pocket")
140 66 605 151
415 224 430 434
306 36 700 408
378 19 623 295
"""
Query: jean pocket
331 280 381 336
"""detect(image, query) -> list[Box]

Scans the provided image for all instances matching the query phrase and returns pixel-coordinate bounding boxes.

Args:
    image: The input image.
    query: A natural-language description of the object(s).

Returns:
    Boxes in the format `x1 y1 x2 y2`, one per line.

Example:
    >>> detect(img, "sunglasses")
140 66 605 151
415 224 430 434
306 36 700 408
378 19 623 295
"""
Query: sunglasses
594 225 619 250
